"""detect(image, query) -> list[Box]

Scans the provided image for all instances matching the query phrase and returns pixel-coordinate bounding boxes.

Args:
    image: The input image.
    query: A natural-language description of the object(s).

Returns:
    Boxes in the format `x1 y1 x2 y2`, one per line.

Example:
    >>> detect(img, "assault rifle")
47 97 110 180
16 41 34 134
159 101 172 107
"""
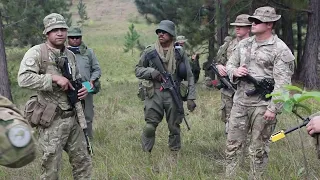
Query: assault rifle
270 112 320 158
208 64 236 93
59 56 93 155
241 74 274 101
160 72 191 130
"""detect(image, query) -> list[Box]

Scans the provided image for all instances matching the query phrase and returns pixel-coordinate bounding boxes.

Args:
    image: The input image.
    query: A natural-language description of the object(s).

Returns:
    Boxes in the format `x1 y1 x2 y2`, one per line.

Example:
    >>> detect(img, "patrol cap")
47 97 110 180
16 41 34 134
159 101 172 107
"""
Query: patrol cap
68 26 82 37
43 13 69 35
155 20 176 37
230 14 251 26
176 36 188 43
248 6 281 23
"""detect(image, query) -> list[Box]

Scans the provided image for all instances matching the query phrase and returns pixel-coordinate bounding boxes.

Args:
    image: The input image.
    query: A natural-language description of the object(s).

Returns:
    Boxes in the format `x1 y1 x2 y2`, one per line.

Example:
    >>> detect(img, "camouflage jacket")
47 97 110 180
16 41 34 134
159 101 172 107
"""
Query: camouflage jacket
216 37 239 97
135 44 196 100
226 35 295 113
18 44 80 110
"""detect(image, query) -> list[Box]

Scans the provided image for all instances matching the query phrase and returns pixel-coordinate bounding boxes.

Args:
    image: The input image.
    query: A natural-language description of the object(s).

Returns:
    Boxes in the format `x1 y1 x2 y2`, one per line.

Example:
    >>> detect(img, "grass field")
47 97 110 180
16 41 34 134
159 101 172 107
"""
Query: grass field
1 0 320 179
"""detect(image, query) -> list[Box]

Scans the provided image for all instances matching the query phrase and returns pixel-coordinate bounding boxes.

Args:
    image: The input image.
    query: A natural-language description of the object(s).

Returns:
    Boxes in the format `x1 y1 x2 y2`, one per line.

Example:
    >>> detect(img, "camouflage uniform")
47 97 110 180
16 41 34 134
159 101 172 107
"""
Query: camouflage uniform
216 14 251 126
68 27 102 139
0 95 36 168
225 7 295 178
17 13 92 179
135 20 196 152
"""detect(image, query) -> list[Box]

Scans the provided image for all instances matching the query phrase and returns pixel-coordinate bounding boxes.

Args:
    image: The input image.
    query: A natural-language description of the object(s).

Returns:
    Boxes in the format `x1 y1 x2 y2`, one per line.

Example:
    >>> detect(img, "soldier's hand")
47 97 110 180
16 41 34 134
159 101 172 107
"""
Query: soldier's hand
78 86 88 100
233 65 248 77
306 116 320 136
216 64 227 76
52 75 74 91
151 70 162 82
263 109 276 121
187 100 196 112
89 80 95 89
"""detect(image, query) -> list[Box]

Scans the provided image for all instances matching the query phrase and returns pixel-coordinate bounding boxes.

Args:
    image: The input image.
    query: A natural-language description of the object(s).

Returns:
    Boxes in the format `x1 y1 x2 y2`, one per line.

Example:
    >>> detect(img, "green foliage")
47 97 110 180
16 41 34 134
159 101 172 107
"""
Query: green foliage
267 85 320 114
0 0 72 47
124 24 140 55
77 0 89 25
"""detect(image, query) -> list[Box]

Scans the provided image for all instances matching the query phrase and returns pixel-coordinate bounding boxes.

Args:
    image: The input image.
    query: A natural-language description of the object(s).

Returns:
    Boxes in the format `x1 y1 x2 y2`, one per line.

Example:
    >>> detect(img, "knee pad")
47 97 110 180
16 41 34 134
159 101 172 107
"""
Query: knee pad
143 123 156 137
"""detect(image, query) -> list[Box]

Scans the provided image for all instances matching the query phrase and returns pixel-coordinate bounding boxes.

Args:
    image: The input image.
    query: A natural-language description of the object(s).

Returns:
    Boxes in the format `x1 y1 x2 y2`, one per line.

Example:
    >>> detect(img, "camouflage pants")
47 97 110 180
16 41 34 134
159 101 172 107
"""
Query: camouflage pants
142 89 182 152
220 93 233 123
38 115 92 180
225 103 276 179
84 93 94 139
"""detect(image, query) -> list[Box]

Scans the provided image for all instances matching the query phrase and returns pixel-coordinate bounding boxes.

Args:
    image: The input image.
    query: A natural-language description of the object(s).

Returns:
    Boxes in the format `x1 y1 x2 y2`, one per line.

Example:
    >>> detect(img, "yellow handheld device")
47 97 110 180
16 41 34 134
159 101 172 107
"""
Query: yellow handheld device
270 130 286 142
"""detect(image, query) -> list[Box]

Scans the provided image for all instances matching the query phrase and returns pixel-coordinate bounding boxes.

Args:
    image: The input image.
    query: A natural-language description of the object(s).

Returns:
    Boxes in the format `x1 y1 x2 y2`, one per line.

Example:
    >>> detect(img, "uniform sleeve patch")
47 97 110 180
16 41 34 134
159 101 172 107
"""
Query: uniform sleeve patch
25 58 36 66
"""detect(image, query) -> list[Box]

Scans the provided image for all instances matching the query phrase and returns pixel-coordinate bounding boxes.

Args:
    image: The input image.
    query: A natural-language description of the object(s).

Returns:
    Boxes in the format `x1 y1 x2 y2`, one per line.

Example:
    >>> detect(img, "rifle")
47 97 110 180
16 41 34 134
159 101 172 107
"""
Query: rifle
208 64 236 93
241 74 274 101
270 112 320 158
58 56 93 156
160 72 191 130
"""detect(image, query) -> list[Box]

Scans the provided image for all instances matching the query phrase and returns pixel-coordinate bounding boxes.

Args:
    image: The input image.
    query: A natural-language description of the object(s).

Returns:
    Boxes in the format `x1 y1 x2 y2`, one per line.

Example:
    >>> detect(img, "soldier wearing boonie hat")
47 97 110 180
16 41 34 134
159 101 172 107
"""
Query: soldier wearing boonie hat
225 6 294 178
215 14 251 135
18 13 92 179
42 13 69 34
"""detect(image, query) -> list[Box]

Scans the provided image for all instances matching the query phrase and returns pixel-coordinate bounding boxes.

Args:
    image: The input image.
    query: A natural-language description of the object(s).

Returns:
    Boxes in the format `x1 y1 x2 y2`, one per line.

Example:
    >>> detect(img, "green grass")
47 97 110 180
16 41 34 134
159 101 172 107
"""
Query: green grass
1 0 320 179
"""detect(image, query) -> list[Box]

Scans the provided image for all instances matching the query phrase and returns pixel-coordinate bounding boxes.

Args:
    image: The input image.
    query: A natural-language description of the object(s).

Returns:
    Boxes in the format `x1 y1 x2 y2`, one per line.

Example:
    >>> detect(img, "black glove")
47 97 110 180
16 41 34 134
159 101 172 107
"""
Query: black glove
187 100 196 112
151 70 162 82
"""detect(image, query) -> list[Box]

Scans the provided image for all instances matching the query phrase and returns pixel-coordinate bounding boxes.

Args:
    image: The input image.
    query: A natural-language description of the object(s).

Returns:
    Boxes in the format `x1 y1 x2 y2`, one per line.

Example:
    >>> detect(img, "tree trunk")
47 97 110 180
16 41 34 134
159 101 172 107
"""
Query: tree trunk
293 13 303 80
216 0 228 46
299 0 320 89
281 11 294 53
0 13 13 100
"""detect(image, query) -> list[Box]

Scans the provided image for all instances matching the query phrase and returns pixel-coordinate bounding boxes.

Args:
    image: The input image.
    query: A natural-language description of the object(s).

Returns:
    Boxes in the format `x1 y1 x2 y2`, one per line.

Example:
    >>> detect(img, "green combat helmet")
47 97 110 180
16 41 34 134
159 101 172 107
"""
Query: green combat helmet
155 20 176 37
43 13 69 34
0 95 35 168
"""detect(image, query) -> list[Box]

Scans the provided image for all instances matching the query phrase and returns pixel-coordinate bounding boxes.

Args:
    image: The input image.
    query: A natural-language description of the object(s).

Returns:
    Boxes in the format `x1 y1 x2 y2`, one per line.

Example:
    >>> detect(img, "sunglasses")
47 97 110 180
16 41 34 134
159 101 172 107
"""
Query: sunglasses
156 30 168 35
69 36 81 40
251 19 263 25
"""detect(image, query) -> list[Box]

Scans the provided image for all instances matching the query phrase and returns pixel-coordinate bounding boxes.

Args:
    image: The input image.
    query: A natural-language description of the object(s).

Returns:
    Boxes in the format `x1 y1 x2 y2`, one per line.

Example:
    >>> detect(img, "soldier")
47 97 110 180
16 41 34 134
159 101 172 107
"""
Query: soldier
215 14 251 134
67 26 102 139
0 95 35 168
135 20 196 153
175 35 201 83
18 13 92 179
225 7 294 178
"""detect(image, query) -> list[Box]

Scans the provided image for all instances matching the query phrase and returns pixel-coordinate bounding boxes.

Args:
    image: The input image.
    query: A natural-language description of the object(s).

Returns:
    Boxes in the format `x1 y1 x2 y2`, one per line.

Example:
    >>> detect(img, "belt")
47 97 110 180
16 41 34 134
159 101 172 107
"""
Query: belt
55 107 75 119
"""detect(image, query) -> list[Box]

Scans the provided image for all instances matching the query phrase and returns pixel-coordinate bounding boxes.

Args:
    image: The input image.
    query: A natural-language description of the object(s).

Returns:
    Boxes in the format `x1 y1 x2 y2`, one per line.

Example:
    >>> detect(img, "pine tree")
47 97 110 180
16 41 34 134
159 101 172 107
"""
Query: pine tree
77 0 89 25
124 24 140 55
0 0 72 46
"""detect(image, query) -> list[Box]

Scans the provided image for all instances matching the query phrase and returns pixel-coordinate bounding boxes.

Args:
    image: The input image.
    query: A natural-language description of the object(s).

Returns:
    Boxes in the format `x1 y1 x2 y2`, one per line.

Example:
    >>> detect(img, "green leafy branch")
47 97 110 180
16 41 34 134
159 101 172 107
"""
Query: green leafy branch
266 85 320 114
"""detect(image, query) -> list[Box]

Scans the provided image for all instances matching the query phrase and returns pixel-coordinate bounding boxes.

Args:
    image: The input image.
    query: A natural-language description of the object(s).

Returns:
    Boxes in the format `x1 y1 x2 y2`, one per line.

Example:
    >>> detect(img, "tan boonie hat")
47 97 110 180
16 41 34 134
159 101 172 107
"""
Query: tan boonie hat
230 14 251 26
248 6 281 23
43 13 69 35
176 35 188 43
68 26 82 37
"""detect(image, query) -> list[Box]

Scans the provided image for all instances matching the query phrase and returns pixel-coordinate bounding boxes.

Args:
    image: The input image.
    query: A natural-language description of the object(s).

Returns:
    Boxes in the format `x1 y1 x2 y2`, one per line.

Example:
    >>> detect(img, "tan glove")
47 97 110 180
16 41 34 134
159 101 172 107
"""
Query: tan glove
187 100 196 112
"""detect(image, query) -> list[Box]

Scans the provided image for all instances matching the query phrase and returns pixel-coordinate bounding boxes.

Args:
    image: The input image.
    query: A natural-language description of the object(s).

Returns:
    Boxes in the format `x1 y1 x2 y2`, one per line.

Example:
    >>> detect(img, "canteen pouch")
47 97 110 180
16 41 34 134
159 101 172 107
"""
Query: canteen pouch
24 95 44 127
137 80 154 101
179 81 189 101
39 102 57 128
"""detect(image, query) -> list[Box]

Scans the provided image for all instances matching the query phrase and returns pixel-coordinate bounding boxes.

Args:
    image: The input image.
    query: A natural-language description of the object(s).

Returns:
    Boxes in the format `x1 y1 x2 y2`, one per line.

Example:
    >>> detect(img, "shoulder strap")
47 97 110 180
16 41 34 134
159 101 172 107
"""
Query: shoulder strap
39 43 49 74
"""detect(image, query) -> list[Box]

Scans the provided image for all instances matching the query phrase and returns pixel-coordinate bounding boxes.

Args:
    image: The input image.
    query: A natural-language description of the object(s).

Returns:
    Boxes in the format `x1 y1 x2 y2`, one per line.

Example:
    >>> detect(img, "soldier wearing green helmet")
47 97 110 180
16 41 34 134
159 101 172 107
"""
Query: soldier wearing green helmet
0 95 35 168
135 20 196 154
67 26 102 139
18 13 92 179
